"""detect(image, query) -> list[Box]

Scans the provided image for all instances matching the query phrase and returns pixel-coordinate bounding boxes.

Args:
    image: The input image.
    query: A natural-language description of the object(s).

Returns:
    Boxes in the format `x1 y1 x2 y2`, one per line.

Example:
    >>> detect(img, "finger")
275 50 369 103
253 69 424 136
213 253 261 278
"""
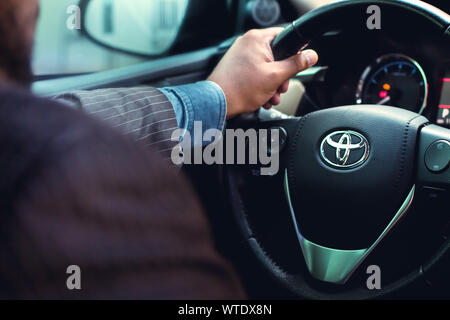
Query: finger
278 80 290 94
263 102 272 109
270 93 281 106
247 27 284 43
263 28 286 49
261 27 285 38
274 49 318 81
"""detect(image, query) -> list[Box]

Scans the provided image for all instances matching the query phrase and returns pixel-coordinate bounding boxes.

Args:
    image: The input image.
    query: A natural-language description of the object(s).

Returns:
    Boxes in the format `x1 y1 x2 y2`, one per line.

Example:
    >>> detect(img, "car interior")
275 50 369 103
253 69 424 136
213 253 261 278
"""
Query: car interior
32 0 449 299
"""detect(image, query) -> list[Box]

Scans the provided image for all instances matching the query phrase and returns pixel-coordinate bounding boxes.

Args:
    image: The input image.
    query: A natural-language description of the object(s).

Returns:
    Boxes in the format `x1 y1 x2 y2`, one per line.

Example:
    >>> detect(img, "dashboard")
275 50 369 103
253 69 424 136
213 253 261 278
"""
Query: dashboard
300 26 450 129
233 1 450 129
355 54 428 114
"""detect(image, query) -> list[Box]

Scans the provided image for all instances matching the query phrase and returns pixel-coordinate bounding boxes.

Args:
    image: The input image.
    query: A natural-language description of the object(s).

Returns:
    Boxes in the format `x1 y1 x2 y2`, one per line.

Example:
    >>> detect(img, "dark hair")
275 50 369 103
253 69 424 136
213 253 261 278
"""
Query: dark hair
0 1 34 86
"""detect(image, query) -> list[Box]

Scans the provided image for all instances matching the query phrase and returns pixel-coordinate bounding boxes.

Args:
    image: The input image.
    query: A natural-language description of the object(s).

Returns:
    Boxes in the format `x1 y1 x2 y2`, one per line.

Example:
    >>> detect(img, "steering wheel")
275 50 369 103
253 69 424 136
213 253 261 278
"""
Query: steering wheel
225 0 450 299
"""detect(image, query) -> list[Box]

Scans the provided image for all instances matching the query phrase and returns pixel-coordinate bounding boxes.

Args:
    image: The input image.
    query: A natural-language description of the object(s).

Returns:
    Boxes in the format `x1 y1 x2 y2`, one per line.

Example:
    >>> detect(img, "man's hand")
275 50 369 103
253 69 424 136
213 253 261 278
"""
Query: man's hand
208 28 318 119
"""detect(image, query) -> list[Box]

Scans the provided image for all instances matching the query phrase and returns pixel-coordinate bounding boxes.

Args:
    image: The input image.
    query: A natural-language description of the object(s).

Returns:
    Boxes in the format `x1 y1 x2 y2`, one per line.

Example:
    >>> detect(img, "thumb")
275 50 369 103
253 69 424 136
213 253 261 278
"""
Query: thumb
275 49 318 81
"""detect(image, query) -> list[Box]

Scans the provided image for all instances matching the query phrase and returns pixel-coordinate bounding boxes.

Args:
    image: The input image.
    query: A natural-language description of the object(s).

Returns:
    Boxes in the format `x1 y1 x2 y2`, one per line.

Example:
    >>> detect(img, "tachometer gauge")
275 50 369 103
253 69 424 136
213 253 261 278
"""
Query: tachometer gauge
356 54 428 114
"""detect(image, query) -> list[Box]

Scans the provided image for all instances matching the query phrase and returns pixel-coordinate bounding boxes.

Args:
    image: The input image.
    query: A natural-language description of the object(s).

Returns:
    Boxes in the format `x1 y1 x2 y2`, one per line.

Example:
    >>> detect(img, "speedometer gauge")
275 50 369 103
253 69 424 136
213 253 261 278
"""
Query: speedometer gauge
356 54 428 114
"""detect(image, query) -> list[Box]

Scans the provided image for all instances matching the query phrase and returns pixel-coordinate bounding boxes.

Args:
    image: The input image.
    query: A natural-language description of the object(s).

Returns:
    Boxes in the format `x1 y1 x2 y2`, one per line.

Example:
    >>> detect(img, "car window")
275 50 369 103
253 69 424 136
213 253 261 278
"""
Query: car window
33 0 187 77
84 0 189 56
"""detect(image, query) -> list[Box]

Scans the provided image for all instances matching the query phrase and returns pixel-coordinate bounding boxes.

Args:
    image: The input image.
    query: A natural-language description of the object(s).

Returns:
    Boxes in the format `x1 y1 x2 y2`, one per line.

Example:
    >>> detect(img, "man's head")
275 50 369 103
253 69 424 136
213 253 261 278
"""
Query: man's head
0 0 39 86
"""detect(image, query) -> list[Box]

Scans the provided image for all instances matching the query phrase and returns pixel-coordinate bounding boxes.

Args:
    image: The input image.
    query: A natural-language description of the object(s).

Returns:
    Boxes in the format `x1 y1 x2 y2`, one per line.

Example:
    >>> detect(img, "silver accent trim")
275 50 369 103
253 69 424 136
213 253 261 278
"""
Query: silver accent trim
320 130 370 169
284 169 415 284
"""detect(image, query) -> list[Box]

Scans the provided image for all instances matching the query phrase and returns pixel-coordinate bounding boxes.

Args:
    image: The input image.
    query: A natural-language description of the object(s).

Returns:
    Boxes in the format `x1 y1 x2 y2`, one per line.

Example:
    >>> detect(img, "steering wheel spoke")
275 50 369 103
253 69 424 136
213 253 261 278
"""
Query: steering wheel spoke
284 169 416 284
416 124 450 190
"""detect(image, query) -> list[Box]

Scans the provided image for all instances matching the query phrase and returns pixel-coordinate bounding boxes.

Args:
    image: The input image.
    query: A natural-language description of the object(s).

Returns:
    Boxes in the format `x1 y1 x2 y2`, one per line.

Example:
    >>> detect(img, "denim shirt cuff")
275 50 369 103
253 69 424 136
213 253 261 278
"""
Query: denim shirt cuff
160 81 227 146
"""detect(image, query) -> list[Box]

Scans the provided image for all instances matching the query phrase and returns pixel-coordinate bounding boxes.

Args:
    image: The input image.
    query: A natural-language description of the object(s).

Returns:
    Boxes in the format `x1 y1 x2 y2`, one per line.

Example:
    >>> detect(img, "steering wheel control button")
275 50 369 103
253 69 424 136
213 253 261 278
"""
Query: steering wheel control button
425 140 450 173
421 186 447 203
320 130 370 169
268 127 287 154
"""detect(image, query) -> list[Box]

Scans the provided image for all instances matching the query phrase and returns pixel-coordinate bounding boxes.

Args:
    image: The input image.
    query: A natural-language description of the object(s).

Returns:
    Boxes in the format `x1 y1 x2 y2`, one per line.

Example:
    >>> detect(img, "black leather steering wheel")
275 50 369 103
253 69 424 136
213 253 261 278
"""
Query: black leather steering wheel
225 0 450 299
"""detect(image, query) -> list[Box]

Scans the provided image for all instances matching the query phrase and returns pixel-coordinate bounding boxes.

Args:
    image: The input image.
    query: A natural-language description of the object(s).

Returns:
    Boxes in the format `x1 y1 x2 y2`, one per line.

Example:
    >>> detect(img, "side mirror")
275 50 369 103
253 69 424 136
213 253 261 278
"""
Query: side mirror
80 0 190 56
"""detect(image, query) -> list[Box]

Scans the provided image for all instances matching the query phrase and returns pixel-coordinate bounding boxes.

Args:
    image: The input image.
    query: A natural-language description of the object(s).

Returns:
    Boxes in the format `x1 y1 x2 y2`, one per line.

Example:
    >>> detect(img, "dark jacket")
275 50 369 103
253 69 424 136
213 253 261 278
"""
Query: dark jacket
0 85 244 299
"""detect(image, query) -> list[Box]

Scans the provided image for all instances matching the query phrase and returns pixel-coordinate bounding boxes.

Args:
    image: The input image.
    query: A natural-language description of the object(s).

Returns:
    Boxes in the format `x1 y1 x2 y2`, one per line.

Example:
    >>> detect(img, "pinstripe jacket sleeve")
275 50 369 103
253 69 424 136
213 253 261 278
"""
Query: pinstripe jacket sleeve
56 87 179 158
56 82 227 158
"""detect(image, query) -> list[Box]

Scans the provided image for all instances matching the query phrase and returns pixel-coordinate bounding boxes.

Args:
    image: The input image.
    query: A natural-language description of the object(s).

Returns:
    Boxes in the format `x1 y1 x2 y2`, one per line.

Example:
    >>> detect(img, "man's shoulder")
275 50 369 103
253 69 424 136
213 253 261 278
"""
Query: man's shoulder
0 84 123 199
0 84 97 139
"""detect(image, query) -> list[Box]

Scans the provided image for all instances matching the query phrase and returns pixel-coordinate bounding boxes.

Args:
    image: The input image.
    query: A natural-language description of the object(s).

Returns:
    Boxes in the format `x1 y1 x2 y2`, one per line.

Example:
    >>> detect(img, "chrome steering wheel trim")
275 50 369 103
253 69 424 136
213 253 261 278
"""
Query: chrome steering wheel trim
284 169 416 284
